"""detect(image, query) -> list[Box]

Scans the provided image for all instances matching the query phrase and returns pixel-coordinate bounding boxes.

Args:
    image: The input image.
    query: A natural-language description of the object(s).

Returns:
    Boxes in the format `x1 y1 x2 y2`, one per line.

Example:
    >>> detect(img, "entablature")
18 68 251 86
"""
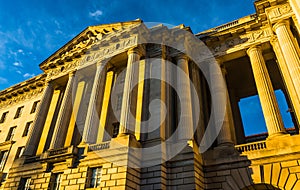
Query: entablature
0 74 46 108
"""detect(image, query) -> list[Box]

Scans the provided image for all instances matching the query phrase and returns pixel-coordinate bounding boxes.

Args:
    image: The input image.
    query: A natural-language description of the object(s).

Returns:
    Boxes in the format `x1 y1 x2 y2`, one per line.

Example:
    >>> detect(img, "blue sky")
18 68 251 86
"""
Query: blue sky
0 0 256 89
2 0 294 136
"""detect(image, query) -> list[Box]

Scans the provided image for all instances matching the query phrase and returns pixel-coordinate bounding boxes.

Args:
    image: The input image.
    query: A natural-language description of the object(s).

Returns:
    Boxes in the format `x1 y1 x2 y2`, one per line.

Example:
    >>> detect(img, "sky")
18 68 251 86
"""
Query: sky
1 0 294 136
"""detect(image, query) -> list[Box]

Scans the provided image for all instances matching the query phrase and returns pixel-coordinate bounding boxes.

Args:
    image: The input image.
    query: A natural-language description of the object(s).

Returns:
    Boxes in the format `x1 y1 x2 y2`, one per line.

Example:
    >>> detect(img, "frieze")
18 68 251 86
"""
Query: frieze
46 60 80 80
78 35 138 68
212 28 272 55
0 87 44 108
266 4 292 23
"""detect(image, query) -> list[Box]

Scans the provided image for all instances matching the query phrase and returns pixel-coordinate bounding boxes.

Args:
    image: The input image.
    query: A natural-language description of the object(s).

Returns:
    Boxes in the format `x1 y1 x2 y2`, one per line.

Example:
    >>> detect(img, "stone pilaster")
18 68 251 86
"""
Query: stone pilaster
176 54 194 141
119 47 143 136
50 72 76 149
81 62 106 144
273 20 300 106
23 82 54 156
247 46 286 137
271 36 300 126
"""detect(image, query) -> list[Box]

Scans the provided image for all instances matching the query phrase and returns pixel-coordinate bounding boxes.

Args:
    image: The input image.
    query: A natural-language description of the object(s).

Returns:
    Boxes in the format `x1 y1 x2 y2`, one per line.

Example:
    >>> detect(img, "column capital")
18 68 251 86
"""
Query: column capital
273 19 290 31
215 57 224 65
247 45 262 55
270 35 279 46
69 70 76 77
127 45 145 57
175 53 189 62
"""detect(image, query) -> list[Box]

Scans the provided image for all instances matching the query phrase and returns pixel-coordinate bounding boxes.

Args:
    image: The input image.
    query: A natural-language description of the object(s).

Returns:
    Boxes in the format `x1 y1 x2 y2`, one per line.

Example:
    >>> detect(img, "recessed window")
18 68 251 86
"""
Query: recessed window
116 94 123 111
88 167 102 188
23 121 33 137
0 111 8 123
112 122 120 138
14 106 24 119
50 173 62 190
15 147 25 159
19 177 31 190
0 151 8 171
30 101 40 114
6 126 16 141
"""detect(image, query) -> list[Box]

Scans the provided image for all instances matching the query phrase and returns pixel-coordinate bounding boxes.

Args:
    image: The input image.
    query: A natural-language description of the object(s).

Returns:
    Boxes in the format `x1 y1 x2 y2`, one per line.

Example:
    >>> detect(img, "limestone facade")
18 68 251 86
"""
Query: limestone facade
0 0 300 189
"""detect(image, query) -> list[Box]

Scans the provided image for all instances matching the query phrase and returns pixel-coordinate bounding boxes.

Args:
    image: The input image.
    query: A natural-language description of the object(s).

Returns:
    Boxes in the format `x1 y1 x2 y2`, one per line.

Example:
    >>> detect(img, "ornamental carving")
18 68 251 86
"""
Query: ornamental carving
267 4 292 22
212 28 272 54
46 60 80 80
0 87 44 108
79 35 138 67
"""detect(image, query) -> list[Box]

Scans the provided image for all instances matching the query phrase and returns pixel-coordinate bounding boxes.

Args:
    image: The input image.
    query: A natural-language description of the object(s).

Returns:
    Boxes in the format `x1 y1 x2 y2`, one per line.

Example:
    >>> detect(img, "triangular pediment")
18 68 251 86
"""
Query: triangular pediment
39 19 143 72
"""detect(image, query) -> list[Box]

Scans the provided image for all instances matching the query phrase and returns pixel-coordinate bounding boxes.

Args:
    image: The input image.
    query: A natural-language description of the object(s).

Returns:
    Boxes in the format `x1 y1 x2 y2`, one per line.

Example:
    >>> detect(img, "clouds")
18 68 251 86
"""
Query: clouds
0 77 7 84
23 73 35 78
13 62 22 67
89 10 103 20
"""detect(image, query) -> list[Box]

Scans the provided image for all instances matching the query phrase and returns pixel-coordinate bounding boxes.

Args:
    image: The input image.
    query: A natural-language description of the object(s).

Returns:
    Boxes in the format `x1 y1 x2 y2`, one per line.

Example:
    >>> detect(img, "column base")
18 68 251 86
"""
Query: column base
267 131 289 140
113 133 140 148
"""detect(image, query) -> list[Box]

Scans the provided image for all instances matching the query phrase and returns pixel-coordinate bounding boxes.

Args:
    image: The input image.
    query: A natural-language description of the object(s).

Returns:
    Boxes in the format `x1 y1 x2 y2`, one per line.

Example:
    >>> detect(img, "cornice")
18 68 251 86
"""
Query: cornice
39 19 143 72
0 74 46 108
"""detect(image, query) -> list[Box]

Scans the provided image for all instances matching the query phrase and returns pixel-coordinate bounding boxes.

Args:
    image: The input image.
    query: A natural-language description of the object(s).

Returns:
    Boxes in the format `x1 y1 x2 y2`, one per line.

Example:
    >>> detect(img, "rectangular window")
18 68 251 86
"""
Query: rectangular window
0 111 8 123
23 121 33 137
6 126 16 141
88 167 102 188
50 173 62 190
15 146 25 159
116 94 123 110
30 101 40 114
14 106 24 119
0 151 8 171
19 177 31 190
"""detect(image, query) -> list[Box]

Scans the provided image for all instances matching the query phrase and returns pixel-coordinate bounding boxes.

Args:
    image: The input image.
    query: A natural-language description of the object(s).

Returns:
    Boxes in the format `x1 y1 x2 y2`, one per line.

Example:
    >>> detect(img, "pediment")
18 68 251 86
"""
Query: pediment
39 19 144 72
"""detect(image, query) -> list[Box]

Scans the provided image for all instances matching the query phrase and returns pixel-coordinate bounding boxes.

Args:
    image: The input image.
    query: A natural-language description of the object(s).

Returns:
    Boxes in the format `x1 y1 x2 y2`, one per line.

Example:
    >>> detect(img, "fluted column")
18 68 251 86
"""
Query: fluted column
273 20 300 104
81 62 106 144
214 59 234 146
23 82 54 156
176 54 194 141
271 36 300 126
247 46 286 136
50 72 76 149
290 0 300 32
119 47 143 135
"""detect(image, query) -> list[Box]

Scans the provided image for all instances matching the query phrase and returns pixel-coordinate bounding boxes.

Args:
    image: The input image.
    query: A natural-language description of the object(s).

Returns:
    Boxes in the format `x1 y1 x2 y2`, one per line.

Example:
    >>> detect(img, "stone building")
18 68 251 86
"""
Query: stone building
0 0 300 189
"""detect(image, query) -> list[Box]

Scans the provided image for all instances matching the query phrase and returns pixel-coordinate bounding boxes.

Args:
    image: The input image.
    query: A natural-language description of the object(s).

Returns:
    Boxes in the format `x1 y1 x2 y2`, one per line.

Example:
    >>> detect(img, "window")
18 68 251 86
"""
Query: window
14 106 24 119
6 126 16 141
0 151 8 171
15 147 25 159
0 111 8 123
116 94 123 111
88 167 102 188
30 101 40 114
19 177 31 190
50 173 62 190
23 121 33 137
112 122 120 138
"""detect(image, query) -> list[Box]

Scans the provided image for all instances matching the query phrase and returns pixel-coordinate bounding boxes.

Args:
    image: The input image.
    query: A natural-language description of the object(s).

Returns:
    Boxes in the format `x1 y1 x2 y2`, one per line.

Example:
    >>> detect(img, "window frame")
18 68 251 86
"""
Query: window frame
0 111 8 123
88 167 102 188
30 101 40 114
14 106 24 119
0 150 9 171
50 173 63 190
19 177 31 190
6 126 16 141
22 121 33 137
15 146 25 159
